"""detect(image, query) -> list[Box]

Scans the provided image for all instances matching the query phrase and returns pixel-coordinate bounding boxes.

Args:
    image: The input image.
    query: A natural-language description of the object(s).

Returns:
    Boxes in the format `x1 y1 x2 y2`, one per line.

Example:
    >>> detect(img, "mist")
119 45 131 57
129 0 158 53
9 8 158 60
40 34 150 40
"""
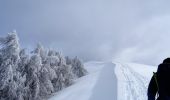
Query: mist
0 0 170 65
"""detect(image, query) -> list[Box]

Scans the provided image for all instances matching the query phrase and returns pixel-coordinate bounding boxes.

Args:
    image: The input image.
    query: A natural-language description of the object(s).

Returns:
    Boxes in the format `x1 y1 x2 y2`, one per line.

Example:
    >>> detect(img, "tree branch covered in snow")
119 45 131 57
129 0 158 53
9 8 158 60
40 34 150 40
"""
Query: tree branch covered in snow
0 31 87 100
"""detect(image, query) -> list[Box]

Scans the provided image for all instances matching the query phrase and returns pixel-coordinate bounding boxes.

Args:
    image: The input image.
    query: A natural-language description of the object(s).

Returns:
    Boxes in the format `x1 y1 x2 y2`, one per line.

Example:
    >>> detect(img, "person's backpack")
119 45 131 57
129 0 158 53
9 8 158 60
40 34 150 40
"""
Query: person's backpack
156 64 170 96
153 72 159 99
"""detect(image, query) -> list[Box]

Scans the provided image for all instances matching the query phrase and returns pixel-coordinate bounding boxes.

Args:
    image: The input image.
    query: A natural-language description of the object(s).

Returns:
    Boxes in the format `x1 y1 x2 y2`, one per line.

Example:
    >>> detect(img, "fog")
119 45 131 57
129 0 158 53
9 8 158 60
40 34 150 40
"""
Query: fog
0 0 170 65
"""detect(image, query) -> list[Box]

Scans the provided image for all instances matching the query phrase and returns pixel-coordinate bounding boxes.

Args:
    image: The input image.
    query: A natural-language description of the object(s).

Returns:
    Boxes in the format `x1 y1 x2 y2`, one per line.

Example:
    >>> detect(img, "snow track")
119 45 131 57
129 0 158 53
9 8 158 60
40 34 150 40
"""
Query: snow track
115 62 156 100
121 64 148 100
89 62 117 100
49 61 156 100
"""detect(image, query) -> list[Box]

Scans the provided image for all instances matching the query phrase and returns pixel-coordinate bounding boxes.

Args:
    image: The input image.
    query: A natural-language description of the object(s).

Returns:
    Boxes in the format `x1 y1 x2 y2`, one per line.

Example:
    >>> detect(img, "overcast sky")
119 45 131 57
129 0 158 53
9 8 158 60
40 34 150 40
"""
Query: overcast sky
0 0 170 65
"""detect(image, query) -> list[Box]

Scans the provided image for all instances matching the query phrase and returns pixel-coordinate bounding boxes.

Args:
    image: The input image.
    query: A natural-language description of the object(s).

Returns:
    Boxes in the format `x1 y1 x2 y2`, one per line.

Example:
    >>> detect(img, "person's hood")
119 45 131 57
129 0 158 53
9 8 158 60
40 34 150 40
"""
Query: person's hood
157 63 170 72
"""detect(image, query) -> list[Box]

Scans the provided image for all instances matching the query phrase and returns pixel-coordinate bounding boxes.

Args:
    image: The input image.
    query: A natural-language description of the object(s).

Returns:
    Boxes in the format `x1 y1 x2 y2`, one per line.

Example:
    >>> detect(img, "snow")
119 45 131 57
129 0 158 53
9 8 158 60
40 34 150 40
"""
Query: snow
49 61 105 100
114 62 156 100
49 61 157 100
88 62 117 100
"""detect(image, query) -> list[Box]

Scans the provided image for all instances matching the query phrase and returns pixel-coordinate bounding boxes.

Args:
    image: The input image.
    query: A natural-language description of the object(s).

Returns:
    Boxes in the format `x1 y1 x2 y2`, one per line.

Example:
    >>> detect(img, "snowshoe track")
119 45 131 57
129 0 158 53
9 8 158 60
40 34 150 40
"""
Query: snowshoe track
120 63 149 100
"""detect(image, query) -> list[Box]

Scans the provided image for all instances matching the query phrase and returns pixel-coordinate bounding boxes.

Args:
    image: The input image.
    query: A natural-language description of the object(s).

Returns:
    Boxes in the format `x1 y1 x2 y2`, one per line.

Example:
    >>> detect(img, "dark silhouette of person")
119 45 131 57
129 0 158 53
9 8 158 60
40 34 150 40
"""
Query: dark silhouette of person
148 58 170 100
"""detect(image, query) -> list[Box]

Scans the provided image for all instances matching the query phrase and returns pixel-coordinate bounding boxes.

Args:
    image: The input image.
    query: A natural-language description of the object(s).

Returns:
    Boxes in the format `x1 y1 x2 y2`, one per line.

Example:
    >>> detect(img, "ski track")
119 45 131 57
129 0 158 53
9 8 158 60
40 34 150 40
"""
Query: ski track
119 63 149 100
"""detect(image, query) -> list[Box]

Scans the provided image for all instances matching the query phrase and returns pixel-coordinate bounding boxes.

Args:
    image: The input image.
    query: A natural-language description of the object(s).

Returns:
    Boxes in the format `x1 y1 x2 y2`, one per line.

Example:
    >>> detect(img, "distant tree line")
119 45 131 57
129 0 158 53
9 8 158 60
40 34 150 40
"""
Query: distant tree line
0 31 87 100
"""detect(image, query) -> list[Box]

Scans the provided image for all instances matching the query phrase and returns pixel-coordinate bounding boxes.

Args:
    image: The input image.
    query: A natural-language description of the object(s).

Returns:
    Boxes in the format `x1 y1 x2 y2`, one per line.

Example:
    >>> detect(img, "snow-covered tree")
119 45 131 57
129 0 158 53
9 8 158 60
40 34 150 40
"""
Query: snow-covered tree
39 64 54 98
66 56 87 78
65 56 72 65
46 51 73 92
0 31 87 100
25 54 42 100
32 43 47 64
0 31 21 100
0 31 20 64
18 49 29 75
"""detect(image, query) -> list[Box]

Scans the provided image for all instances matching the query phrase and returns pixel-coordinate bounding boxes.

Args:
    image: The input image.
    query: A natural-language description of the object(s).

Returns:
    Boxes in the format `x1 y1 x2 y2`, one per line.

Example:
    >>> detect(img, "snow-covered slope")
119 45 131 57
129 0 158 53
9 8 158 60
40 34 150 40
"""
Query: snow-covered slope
49 61 157 100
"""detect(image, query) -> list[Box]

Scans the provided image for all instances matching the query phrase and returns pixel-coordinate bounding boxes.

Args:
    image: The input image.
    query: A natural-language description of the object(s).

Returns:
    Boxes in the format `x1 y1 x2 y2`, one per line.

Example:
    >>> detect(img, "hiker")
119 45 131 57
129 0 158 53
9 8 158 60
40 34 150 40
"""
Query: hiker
148 58 170 100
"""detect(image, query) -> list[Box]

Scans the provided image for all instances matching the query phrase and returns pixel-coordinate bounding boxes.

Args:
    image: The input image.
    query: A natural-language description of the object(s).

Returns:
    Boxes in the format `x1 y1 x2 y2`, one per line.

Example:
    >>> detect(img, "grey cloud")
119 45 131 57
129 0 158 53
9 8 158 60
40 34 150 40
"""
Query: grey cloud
0 0 170 65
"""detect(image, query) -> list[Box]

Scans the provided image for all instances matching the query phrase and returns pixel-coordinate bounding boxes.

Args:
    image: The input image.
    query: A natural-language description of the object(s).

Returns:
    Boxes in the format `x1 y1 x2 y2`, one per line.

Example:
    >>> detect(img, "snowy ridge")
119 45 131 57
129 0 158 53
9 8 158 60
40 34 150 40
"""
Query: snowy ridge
49 61 157 100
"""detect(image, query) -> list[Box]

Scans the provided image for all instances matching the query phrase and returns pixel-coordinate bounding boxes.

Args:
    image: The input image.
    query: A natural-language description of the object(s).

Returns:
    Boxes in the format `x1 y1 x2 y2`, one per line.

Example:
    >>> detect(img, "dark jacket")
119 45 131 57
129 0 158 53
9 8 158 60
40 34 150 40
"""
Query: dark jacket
148 64 170 100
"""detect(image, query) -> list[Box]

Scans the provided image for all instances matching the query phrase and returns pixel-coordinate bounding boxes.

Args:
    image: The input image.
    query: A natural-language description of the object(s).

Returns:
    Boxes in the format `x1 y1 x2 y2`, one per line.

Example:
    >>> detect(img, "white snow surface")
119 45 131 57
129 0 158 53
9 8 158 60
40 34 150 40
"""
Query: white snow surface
49 61 157 100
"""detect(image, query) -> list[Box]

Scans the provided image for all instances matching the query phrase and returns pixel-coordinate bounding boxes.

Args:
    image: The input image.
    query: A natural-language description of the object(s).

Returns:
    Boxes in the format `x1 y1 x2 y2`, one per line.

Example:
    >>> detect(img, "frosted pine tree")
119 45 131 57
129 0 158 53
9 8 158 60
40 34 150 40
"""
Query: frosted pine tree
39 64 54 98
38 49 55 98
32 43 47 64
18 49 29 76
0 31 87 100
65 56 72 65
15 49 29 100
56 53 74 89
0 31 21 99
48 51 74 92
68 56 87 78
25 54 42 100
